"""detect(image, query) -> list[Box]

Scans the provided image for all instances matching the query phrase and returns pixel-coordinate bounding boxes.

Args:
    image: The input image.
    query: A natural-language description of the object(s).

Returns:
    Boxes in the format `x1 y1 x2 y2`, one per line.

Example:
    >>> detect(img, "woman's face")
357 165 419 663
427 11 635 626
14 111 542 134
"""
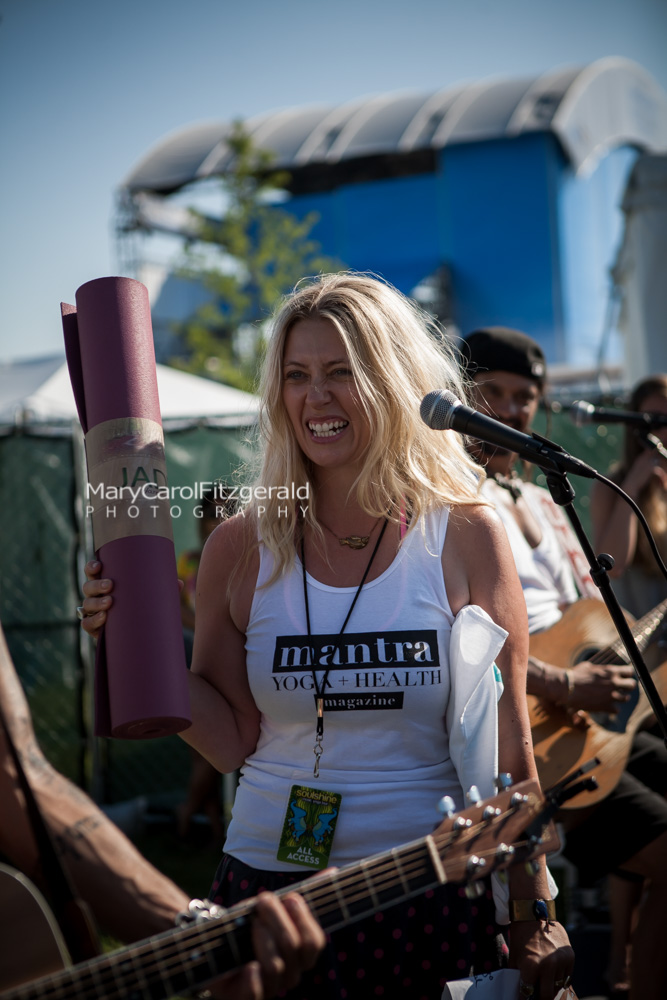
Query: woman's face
281 316 371 479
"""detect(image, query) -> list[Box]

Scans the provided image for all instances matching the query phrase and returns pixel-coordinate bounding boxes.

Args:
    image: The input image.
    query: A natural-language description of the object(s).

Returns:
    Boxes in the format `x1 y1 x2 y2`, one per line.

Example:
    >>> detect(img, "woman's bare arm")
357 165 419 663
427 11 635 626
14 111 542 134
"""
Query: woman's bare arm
182 514 261 772
590 451 667 576
444 505 574 996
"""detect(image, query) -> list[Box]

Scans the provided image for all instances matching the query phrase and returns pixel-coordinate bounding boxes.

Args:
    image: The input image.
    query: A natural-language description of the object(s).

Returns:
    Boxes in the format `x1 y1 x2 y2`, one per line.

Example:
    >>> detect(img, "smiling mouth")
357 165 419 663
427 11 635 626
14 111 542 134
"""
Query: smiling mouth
308 420 348 438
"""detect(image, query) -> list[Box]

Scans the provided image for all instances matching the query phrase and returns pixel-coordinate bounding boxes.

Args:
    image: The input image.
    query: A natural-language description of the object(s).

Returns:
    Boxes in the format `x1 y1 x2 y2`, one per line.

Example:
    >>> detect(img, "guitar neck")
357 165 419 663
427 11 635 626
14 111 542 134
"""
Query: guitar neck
1 783 550 1000
603 598 667 663
0 841 446 1000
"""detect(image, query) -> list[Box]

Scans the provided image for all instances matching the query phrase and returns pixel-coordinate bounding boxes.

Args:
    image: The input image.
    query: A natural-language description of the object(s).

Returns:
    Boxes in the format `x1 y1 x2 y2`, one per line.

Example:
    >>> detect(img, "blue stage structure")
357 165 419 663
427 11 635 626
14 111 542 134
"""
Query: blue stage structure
117 57 667 371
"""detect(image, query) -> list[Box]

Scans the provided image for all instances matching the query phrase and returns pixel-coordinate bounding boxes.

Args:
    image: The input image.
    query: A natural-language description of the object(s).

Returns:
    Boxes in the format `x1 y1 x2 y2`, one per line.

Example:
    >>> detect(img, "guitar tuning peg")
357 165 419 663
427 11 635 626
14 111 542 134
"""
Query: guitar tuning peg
495 843 515 863
482 806 502 822
466 785 481 805
437 795 456 818
510 792 528 808
452 816 472 837
496 773 513 791
465 855 487 878
464 881 486 899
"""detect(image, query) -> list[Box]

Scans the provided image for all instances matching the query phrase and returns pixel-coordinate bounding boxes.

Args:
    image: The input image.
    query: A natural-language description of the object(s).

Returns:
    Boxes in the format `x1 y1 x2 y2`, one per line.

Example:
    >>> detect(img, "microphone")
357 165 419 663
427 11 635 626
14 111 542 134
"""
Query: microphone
420 390 597 479
570 400 667 429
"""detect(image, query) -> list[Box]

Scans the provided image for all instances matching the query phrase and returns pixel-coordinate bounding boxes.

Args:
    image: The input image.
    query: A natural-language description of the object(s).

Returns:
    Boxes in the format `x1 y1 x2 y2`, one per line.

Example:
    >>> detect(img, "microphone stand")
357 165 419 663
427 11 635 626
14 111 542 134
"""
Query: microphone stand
540 464 667 747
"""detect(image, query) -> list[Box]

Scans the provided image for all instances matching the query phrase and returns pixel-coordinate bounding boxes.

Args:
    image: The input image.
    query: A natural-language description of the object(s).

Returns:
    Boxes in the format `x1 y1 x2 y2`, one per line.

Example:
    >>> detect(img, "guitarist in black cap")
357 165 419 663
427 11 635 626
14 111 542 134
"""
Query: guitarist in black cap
461 326 667 1000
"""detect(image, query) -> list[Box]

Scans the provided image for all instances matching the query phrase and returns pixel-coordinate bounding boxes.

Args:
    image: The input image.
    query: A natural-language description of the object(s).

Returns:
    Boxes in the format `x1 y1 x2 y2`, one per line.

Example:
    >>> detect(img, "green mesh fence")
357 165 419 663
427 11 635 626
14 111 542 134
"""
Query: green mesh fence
0 432 85 782
529 405 624 535
0 423 256 808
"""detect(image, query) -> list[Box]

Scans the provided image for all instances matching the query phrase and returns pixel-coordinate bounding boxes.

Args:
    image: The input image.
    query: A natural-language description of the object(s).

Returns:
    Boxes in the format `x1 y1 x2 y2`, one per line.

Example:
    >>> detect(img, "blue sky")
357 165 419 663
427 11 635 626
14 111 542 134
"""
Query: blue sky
1 0 666 363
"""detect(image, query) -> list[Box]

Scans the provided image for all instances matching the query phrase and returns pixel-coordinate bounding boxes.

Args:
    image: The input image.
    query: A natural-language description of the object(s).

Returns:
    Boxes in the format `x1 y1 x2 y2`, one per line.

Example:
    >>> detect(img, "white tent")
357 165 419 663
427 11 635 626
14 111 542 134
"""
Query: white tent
0 355 259 806
0 355 259 429
612 153 667 384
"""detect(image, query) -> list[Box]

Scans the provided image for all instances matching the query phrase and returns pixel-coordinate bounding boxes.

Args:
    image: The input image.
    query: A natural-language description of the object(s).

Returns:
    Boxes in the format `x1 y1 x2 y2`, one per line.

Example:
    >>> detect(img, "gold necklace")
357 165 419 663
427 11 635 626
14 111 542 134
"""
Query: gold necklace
318 515 382 549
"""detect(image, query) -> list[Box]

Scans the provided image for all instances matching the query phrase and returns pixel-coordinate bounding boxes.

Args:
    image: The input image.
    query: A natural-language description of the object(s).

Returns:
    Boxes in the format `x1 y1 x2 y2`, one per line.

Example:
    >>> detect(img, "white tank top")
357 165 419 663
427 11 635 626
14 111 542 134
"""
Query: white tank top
223 506 461 870
483 480 578 633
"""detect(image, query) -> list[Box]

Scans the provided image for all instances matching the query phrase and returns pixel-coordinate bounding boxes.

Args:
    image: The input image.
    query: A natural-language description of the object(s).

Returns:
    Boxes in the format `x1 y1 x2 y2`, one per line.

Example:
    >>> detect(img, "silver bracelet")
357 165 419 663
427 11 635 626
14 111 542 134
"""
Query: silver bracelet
175 897 226 927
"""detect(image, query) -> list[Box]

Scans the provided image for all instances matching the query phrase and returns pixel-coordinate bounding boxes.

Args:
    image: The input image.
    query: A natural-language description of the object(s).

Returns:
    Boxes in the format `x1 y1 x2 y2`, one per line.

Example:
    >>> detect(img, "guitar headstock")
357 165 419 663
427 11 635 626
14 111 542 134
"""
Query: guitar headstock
429 778 560 893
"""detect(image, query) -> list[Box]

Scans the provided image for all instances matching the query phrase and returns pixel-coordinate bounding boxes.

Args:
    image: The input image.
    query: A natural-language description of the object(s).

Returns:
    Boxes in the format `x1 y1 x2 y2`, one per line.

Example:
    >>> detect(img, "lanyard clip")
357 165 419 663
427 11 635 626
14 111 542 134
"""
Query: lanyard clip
314 697 324 777
313 735 323 778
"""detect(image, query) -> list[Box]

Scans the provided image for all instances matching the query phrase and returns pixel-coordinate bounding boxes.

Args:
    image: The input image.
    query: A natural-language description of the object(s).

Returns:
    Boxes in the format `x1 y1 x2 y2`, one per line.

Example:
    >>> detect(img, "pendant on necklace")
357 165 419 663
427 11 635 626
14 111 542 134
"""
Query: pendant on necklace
338 534 370 549
314 696 324 777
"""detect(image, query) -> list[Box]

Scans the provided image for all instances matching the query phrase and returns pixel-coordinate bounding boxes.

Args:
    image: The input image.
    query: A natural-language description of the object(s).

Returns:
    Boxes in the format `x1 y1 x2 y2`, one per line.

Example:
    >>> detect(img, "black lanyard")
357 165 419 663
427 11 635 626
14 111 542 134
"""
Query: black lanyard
300 519 388 777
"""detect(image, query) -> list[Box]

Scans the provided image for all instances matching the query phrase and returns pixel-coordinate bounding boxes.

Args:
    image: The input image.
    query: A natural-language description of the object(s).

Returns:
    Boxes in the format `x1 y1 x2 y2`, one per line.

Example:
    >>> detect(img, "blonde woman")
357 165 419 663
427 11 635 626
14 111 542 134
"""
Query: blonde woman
82 273 572 999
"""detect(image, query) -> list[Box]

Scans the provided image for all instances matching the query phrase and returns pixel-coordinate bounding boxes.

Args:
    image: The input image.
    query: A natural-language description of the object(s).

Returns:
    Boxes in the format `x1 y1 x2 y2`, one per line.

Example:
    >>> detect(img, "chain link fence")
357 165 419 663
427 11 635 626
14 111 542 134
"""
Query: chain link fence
0 430 86 781
0 421 256 811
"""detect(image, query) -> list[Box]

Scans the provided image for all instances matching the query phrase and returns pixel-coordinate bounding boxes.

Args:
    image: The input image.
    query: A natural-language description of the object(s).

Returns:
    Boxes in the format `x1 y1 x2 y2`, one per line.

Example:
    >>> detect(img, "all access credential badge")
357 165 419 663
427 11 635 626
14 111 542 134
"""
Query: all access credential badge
277 785 342 870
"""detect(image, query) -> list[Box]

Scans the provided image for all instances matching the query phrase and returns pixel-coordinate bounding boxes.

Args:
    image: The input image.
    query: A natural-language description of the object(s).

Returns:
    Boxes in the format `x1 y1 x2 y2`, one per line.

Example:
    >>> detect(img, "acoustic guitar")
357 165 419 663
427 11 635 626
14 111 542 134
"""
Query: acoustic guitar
529 597 667 809
0 778 561 999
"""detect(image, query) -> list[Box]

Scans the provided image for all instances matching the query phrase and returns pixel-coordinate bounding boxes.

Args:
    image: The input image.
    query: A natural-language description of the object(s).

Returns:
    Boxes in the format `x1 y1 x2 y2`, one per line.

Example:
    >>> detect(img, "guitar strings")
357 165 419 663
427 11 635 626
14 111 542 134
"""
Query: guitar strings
296 806 538 924
10 835 537 1000
586 599 667 667
12 809 542 1000
10 839 538 1000
9 839 452 1000
14 838 530 1000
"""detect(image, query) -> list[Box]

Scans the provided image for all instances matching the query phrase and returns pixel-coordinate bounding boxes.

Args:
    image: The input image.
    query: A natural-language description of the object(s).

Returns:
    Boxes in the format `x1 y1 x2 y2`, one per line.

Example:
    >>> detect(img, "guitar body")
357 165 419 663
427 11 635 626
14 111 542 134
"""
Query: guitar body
530 599 630 668
529 598 667 809
528 695 630 809
0 864 69 990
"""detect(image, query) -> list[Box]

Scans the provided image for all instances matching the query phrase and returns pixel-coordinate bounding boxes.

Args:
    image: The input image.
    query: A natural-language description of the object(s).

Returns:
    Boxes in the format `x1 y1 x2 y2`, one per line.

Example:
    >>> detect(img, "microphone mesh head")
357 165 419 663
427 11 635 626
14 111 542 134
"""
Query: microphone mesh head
569 400 594 428
420 390 460 430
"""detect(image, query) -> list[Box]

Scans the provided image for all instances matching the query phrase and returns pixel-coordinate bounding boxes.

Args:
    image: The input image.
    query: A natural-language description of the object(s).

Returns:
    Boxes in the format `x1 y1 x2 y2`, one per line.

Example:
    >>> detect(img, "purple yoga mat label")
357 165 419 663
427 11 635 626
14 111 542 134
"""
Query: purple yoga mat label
85 416 173 547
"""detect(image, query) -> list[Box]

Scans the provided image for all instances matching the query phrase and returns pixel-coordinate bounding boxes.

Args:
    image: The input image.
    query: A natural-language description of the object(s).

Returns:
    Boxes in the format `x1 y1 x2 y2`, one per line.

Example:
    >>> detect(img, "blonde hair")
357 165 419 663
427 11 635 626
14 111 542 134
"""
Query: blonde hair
245 272 486 579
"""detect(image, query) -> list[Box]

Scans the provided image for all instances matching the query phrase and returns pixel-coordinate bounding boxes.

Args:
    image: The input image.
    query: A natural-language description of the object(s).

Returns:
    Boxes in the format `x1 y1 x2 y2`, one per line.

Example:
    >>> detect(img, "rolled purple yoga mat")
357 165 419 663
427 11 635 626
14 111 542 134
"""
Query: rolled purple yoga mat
62 276 191 738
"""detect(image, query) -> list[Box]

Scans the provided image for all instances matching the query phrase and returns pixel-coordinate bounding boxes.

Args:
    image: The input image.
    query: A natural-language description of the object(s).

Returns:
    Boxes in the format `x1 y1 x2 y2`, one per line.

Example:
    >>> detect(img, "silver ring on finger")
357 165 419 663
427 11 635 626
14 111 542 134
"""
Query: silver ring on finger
76 606 88 620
